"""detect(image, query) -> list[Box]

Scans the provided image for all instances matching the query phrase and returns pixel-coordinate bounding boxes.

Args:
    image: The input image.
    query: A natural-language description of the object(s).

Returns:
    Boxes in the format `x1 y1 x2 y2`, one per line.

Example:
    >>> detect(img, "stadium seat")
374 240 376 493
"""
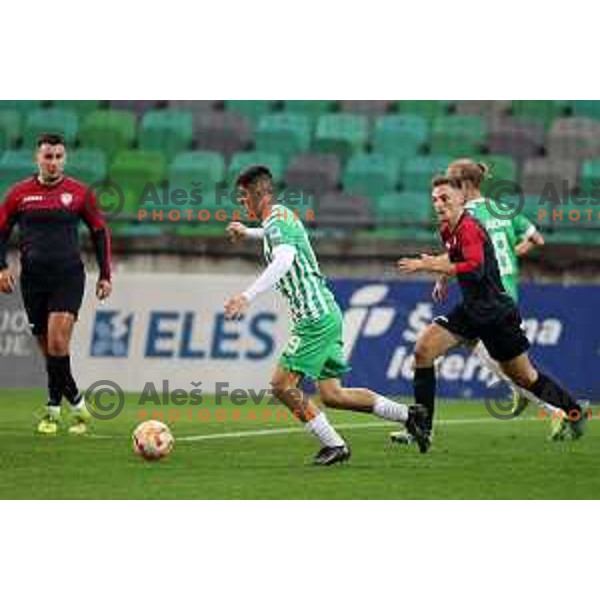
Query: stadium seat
255 114 312 163
546 117 600 161
430 115 486 156
338 101 392 118
342 153 398 199
109 150 167 213
139 110 193 159
66 149 107 184
521 158 579 198
313 114 369 162
372 115 428 159
285 153 340 196
283 100 336 122
454 100 510 119
487 117 545 162
109 100 161 115
224 100 274 124
573 101 600 121
0 110 21 150
168 100 221 112
395 100 451 121
400 155 451 193
373 191 435 241
24 108 79 146
316 191 373 229
511 100 569 128
0 150 35 196
193 112 252 160
579 159 600 195
52 100 103 117
169 151 226 210
80 110 137 156
0 100 43 116
228 151 285 183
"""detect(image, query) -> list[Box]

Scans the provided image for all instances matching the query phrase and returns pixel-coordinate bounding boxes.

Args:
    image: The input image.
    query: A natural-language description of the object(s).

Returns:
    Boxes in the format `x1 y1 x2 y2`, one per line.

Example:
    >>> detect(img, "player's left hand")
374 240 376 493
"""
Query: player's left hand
96 279 112 301
0 269 15 294
224 293 249 320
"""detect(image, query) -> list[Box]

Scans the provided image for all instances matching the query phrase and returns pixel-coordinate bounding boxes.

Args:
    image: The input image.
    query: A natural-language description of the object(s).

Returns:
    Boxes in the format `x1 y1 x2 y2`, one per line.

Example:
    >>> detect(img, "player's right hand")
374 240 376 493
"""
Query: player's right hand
227 221 247 243
0 269 15 294
432 278 448 303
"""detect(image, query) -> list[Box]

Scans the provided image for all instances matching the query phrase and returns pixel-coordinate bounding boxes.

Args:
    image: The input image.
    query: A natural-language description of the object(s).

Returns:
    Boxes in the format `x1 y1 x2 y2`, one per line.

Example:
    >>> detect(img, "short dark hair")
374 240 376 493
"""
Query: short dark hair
37 132 66 148
431 173 462 190
236 165 273 188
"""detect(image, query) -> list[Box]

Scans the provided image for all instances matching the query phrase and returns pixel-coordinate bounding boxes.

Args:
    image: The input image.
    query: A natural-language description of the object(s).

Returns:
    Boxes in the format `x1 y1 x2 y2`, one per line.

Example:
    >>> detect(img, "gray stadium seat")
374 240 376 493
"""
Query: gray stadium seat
454 100 510 119
284 153 340 196
487 117 545 162
315 192 373 229
193 112 252 159
547 118 600 161
521 158 580 198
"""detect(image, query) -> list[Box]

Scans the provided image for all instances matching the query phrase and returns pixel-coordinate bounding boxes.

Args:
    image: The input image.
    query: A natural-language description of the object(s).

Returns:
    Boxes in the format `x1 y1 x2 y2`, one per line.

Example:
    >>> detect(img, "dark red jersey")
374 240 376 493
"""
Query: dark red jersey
440 211 514 323
0 175 111 280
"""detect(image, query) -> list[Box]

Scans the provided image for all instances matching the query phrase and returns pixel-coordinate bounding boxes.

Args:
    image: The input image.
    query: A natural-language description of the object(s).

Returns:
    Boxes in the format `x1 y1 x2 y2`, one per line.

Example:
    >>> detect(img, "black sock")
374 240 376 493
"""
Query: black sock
529 371 581 417
46 356 64 407
414 366 436 431
62 355 80 404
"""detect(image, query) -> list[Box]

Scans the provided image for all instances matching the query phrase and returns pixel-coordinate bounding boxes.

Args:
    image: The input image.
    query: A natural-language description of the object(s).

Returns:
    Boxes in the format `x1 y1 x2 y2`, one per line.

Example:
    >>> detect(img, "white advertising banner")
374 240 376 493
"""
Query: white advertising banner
72 274 290 393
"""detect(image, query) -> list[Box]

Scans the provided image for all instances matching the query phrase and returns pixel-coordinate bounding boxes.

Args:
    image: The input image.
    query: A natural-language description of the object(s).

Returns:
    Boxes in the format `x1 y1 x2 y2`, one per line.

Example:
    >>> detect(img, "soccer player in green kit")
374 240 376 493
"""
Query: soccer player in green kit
224 165 429 465
392 159 569 444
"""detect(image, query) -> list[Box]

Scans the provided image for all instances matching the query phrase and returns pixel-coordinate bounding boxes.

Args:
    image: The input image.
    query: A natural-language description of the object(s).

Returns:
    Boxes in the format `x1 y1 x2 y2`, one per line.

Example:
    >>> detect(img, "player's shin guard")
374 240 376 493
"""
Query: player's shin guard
528 371 581 417
413 366 435 432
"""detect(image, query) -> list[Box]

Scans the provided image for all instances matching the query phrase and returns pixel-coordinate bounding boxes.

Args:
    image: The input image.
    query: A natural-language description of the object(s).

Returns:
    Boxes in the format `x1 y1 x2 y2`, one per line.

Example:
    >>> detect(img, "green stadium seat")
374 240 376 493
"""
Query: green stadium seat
0 100 43 116
313 114 369 162
342 153 399 199
109 150 167 214
66 149 107 184
573 101 600 121
0 150 35 196
430 116 486 156
255 114 311 163
52 100 103 117
372 115 428 159
224 100 274 124
400 155 450 193
511 100 569 128
283 100 335 122
24 108 79 146
228 151 285 183
80 110 137 157
579 159 600 195
0 110 21 150
139 110 193 159
395 100 452 121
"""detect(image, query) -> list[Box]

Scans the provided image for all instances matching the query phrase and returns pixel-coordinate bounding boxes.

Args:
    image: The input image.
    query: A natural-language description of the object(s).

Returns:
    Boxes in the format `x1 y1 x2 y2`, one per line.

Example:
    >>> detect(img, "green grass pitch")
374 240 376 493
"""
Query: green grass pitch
0 390 597 499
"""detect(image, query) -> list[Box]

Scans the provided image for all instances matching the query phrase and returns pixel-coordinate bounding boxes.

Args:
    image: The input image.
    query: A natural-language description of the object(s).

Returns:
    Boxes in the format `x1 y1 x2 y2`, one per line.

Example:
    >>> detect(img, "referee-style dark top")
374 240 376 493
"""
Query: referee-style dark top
0 175 112 280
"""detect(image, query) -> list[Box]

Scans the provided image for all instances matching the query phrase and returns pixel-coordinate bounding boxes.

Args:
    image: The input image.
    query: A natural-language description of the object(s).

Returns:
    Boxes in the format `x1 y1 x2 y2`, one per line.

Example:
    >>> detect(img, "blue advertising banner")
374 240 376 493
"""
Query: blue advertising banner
331 279 600 402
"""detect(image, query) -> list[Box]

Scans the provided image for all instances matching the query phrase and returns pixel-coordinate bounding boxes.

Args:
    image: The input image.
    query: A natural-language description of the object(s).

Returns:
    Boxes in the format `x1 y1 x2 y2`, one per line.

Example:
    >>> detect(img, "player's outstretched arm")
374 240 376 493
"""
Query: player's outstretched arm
226 222 264 243
397 253 455 276
515 231 545 257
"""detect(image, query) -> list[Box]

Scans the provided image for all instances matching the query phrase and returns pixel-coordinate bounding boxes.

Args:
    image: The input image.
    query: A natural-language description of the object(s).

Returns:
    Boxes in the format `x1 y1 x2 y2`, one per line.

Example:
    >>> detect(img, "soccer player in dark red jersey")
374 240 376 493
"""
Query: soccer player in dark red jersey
396 175 585 452
0 133 112 435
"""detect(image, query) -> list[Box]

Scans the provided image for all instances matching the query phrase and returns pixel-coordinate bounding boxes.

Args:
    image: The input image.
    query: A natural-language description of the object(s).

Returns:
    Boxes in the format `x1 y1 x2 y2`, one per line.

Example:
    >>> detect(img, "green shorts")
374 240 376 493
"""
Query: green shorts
278 307 350 381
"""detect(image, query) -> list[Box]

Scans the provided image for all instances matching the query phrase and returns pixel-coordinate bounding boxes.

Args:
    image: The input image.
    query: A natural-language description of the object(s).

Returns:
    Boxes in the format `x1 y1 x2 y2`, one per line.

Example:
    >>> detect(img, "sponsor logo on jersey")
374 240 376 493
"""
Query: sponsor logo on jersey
22 195 44 203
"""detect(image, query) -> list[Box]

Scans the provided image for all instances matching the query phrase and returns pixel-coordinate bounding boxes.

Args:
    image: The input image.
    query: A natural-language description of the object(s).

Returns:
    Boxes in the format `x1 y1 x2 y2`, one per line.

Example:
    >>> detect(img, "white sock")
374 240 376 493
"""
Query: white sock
373 395 408 422
47 405 61 419
473 342 565 417
71 393 85 412
305 412 345 448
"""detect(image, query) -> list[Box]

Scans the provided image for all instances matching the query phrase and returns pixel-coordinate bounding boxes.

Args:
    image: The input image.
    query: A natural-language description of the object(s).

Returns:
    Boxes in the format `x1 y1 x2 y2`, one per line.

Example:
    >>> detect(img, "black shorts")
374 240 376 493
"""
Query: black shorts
20 265 85 336
434 304 530 362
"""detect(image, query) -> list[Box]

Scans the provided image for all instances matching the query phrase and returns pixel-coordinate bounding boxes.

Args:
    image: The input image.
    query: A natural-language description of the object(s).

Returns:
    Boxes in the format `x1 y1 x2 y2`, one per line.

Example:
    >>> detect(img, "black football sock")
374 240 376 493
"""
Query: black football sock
414 366 436 431
45 356 64 408
529 371 581 417
61 355 80 405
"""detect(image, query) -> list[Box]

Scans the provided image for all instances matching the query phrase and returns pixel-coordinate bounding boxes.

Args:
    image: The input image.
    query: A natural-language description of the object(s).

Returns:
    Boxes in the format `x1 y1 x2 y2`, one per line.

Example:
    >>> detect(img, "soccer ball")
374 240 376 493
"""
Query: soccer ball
132 420 174 461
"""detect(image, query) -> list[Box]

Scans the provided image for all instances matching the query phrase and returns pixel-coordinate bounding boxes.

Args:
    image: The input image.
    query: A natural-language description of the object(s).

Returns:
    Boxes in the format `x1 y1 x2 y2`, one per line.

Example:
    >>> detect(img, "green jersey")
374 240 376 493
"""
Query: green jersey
465 198 537 300
262 204 337 324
